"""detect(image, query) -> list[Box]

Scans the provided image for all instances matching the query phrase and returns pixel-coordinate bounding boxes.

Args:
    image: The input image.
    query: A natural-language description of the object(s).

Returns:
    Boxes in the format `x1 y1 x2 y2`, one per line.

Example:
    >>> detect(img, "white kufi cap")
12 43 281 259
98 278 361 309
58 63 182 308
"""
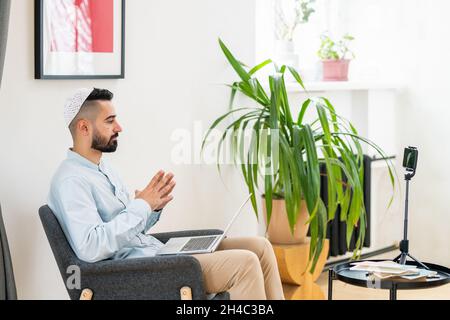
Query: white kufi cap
64 88 94 127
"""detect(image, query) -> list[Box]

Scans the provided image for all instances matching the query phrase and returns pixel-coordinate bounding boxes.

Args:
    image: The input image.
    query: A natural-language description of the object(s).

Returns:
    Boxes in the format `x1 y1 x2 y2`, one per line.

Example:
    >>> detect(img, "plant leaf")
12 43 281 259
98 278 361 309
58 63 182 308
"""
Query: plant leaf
218 38 251 82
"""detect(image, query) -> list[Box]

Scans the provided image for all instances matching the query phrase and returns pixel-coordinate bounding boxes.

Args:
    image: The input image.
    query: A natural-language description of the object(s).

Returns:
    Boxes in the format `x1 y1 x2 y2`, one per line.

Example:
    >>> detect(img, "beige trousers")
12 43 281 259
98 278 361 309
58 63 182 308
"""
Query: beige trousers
193 237 284 300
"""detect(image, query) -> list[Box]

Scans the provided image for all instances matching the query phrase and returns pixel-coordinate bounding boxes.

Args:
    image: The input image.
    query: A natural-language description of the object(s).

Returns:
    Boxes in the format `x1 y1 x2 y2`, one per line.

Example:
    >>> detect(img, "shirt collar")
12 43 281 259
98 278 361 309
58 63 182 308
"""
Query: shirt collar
67 149 103 170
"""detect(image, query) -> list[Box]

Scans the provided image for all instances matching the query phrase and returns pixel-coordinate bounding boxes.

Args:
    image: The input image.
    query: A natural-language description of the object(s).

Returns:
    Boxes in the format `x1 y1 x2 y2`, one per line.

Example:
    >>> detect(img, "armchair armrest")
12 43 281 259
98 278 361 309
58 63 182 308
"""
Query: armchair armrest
70 255 206 300
150 229 224 244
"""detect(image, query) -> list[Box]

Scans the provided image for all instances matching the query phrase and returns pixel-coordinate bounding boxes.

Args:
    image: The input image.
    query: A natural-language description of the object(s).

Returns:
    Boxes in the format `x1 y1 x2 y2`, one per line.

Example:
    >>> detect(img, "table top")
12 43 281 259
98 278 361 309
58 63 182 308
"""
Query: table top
332 260 450 290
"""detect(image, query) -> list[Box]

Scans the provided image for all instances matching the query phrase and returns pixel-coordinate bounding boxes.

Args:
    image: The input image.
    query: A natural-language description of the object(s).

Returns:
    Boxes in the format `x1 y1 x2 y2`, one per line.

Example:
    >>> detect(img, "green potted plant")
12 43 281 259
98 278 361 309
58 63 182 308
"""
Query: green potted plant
202 39 395 272
317 33 355 81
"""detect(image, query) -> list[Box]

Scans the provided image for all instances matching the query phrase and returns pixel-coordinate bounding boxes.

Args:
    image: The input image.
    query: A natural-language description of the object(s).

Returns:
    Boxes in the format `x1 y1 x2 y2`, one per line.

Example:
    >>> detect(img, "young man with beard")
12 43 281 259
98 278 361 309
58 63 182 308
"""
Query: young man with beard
48 88 284 300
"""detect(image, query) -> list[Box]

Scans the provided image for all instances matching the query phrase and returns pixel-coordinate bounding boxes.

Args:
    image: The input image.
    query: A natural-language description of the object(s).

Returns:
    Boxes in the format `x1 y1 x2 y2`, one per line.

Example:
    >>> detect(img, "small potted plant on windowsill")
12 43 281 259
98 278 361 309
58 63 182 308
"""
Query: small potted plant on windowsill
317 33 355 81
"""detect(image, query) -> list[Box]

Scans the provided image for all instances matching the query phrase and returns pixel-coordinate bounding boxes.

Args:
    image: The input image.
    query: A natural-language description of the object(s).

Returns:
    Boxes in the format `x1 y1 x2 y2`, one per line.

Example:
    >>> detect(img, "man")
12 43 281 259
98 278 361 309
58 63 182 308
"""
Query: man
48 88 284 300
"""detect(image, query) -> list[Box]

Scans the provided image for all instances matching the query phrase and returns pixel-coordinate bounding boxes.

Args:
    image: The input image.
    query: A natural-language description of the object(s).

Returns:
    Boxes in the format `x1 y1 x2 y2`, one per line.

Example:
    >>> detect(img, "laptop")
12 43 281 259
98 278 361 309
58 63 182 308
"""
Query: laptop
156 194 252 255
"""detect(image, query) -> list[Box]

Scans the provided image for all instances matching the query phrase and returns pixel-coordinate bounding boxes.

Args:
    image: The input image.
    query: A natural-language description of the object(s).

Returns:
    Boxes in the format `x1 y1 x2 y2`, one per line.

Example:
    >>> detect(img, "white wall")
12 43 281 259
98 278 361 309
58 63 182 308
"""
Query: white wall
0 0 259 299
340 0 450 266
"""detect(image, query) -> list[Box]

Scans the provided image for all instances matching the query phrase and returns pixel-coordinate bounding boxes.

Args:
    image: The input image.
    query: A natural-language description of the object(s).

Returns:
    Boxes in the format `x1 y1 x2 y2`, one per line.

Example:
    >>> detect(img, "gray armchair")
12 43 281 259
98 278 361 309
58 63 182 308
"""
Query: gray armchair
39 205 230 300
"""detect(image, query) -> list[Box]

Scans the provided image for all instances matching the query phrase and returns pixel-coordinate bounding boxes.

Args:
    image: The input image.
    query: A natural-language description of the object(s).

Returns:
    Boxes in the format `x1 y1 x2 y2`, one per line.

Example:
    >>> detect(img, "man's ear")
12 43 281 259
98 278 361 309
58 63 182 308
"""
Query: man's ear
77 119 90 136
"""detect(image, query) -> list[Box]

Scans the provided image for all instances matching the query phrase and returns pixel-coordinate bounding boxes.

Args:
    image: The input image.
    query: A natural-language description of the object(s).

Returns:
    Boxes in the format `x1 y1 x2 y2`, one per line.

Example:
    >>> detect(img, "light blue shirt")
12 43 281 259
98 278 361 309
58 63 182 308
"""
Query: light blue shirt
48 150 164 263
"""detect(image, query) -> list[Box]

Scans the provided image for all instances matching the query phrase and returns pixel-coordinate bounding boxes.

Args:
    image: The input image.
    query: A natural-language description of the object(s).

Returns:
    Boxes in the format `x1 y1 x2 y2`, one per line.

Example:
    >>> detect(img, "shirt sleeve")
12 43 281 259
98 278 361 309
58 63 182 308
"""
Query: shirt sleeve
53 176 151 263
144 209 162 233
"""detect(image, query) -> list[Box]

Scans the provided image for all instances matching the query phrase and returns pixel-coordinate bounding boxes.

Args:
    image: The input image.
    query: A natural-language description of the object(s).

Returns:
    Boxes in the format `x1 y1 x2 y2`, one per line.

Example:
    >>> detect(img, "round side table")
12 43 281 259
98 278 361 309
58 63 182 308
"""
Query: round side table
328 260 450 300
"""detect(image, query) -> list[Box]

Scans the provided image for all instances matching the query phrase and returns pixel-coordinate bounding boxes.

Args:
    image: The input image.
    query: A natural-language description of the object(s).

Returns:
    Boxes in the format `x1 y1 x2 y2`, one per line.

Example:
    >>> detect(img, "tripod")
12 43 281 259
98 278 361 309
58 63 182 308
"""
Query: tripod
393 168 430 270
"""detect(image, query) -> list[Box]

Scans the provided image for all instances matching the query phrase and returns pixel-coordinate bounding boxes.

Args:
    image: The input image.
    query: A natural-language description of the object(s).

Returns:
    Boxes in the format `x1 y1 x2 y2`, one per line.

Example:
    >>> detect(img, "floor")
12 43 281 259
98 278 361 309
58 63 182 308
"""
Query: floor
316 252 450 300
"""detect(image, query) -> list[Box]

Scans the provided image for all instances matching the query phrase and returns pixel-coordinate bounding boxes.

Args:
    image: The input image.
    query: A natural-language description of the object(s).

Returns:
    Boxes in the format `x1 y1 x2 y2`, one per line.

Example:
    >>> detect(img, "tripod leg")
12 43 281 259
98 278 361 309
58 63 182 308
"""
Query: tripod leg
393 253 402 262
399 253 407 265
407 253 430 270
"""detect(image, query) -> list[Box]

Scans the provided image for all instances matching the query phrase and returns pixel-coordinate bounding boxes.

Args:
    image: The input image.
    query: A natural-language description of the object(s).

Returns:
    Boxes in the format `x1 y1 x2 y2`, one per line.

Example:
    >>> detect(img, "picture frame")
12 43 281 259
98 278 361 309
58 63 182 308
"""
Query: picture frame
35 0 125 79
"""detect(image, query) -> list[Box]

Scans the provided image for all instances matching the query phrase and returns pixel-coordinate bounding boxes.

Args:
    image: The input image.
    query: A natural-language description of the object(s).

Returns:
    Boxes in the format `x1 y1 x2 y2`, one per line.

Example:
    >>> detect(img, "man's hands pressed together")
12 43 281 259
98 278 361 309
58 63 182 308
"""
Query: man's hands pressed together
135 170 175 211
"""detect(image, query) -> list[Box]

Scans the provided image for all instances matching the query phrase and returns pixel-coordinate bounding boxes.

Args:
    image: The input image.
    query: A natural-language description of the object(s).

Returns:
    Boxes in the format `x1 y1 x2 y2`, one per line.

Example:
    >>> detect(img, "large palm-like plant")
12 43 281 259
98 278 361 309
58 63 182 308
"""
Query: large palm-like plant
202 39 395 271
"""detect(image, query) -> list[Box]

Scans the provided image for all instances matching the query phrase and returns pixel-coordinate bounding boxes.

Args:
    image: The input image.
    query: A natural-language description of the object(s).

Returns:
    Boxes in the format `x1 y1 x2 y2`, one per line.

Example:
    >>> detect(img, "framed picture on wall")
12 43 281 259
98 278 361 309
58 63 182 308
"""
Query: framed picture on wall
35 0 125 79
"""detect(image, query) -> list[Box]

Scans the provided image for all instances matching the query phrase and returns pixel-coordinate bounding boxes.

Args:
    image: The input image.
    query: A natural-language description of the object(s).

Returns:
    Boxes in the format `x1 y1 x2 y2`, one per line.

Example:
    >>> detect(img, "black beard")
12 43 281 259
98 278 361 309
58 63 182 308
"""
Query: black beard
91 132 118 153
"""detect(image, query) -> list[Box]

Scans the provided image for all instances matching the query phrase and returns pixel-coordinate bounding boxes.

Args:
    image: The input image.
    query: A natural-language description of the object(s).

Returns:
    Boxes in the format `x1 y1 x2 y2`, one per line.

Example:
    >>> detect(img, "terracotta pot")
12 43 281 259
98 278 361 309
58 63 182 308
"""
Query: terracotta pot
322 59 350 81
263 198 309 245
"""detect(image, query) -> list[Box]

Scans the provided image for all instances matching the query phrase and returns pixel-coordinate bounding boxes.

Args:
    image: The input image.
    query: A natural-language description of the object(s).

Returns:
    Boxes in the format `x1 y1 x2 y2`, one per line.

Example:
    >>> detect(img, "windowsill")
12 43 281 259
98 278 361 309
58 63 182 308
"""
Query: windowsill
284 80 402 92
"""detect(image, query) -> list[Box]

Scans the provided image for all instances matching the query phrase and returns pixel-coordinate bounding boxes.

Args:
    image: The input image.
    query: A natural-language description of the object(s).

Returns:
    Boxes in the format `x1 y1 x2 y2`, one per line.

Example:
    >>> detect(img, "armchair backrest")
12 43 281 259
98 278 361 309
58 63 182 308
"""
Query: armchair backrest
38 205 86 298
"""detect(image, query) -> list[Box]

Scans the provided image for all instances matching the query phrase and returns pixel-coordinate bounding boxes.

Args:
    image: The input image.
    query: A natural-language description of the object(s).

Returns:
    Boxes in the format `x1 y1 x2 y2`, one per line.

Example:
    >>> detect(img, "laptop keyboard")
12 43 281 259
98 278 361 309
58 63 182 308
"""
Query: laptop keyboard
181 236 217 252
